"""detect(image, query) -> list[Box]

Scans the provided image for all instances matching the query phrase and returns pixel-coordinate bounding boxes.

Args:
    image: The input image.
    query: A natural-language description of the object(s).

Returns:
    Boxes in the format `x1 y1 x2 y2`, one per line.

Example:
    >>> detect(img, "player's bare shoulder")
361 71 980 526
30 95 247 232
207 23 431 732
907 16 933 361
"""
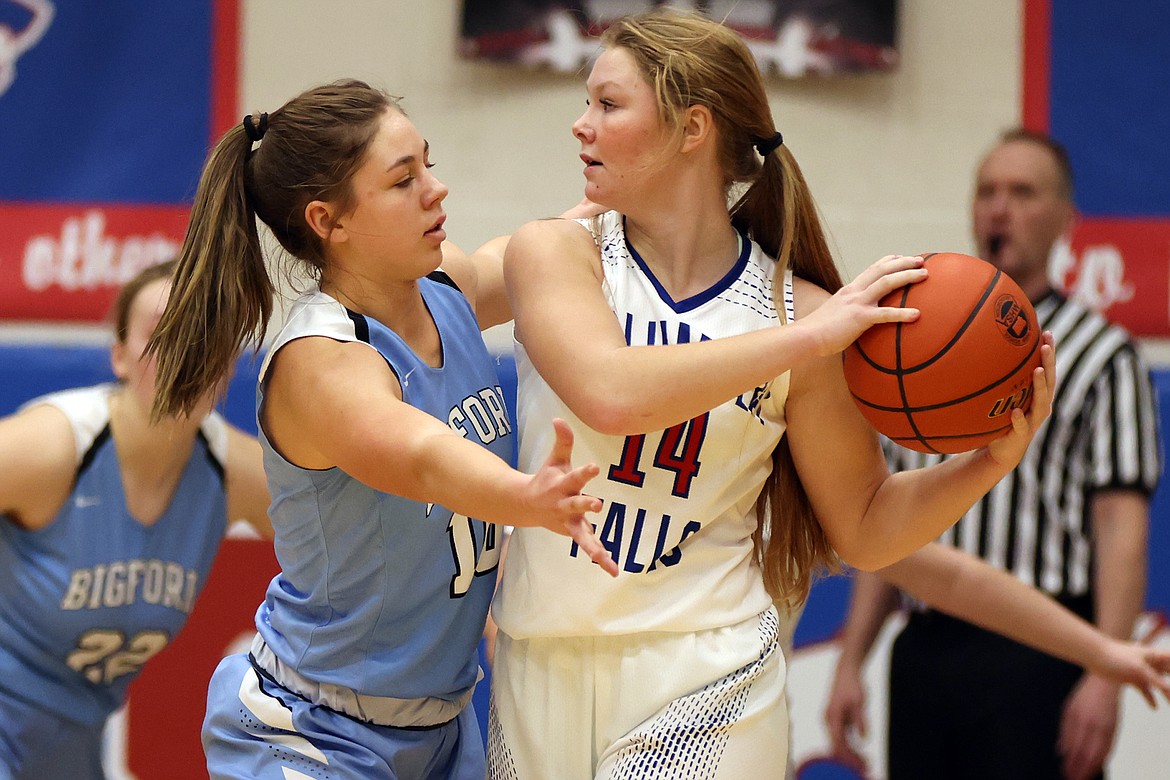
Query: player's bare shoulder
790 275 832 320
512 215 595 252
0 403 77 530
507 217 603 282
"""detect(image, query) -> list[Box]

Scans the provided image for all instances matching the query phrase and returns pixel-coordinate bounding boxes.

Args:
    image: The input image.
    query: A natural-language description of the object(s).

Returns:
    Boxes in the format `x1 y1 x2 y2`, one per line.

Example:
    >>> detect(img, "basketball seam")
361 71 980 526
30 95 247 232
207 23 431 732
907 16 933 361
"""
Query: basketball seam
852 266 1003 375
849 333 1040 414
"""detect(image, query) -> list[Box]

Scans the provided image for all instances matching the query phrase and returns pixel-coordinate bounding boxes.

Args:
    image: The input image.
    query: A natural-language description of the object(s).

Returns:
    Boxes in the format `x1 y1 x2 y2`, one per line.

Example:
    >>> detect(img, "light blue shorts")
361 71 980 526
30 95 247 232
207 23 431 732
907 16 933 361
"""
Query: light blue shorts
203 653 484 780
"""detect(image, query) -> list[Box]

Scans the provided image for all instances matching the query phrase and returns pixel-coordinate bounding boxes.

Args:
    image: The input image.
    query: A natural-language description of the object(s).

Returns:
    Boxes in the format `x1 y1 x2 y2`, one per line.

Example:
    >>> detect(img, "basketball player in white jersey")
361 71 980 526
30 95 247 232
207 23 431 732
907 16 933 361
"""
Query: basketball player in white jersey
487 10 1056 779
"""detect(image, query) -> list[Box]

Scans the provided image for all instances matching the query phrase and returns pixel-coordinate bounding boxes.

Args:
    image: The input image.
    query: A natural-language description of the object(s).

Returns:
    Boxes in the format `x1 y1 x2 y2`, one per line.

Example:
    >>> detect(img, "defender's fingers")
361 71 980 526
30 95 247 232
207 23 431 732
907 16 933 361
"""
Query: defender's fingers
560 463 601 494
546 418 576 466
1150 649 1170 673
1133 675 1157 709
1157 678 1170 706
569 520 618 576
562 493 603 516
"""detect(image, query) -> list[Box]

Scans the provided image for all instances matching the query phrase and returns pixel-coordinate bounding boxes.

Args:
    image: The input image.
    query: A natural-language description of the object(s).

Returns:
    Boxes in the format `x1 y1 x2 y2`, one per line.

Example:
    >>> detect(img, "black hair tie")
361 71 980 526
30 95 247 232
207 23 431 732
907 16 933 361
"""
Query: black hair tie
753 131 783 157
243 112 269 142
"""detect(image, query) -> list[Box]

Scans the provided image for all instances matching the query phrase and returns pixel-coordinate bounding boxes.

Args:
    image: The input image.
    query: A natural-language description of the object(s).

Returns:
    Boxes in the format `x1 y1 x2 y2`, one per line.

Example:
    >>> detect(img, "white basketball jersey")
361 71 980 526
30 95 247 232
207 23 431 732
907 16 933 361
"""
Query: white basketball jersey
493 211 795 638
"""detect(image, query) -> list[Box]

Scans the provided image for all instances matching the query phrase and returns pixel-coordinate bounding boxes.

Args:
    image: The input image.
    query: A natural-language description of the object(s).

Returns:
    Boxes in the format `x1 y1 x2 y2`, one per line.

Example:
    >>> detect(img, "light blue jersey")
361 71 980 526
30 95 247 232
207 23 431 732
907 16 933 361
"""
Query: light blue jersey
203 275 507 780
0 384 228 775
256 273 507 702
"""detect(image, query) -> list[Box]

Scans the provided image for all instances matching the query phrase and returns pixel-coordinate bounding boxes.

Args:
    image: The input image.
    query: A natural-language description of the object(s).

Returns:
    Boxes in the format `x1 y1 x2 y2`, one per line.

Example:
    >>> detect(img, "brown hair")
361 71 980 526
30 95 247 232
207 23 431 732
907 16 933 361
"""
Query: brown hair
602 10 842 606
111 260 178 343
147 79 399 420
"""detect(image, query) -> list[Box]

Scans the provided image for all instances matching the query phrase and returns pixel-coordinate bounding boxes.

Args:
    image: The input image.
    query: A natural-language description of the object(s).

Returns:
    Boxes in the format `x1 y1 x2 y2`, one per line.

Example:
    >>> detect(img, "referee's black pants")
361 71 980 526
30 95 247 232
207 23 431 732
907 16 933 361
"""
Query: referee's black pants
887 605 1102 780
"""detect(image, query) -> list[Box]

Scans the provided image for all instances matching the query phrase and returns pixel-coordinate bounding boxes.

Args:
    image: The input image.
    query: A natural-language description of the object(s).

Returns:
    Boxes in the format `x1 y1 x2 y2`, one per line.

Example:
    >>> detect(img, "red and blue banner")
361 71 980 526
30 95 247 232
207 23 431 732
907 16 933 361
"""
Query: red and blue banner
0 0 238 322
1024 0 1170 687
1025 0 1170 336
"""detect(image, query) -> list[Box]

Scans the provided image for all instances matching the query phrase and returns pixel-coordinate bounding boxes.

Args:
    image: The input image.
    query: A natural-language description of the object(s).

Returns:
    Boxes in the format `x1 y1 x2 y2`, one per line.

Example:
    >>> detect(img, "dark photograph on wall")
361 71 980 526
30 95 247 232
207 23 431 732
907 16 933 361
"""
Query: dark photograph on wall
460 0 899 77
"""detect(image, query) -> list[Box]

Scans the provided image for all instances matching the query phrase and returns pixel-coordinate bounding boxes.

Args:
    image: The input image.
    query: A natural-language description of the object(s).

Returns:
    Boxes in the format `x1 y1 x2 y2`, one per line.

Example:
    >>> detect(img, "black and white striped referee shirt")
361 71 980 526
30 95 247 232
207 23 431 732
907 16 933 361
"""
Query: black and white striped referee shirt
886 290 1162 602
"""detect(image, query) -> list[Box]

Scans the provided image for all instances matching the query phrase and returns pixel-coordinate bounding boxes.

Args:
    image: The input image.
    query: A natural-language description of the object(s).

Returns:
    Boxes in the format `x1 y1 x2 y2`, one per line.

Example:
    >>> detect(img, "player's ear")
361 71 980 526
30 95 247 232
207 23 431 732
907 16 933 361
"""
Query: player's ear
680 104 714 154
305 200 346 244
110 338 130 381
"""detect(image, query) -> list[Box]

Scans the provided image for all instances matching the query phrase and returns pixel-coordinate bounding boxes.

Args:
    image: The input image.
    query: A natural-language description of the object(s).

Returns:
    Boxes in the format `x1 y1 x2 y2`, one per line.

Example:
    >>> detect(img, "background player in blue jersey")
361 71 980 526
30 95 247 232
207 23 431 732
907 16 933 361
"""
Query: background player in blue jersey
0 259 272 779
145 79 618 780
486 9 1057 780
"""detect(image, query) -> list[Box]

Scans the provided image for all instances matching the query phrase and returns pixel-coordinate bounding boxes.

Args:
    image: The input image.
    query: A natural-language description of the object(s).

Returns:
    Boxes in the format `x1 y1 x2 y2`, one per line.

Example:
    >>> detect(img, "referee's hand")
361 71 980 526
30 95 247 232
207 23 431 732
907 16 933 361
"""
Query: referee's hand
1058 673 1121 780
824 662 870 775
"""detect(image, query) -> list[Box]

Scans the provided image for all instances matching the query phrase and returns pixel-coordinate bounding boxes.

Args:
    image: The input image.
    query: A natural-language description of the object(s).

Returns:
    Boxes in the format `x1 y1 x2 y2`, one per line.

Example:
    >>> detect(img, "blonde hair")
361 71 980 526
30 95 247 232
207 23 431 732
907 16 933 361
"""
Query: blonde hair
147 79 399 420
603 10 843 605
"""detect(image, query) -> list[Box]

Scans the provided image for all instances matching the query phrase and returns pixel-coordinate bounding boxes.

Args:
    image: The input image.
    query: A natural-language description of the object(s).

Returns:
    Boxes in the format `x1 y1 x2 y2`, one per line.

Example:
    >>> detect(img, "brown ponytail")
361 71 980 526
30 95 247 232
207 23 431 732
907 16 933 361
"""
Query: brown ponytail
147 79 398 421
148 123 270 420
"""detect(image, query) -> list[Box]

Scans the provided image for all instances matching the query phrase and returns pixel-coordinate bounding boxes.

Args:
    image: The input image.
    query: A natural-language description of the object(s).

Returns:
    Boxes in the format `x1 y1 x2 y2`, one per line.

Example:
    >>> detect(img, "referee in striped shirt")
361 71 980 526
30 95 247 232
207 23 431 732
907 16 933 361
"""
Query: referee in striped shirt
825 129 1162 780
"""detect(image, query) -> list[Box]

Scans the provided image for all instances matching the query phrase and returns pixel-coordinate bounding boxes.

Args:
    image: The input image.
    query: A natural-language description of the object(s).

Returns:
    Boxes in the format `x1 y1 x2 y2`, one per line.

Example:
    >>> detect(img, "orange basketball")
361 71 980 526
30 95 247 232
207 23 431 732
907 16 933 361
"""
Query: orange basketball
842 252 1042 454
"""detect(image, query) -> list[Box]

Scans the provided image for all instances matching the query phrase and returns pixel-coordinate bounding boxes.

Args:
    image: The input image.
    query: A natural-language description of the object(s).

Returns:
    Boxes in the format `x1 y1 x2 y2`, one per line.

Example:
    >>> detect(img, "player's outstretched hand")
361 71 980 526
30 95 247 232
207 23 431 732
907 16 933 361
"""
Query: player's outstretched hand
801 254 927 357
986 330 1056 468
1095 639 1170 709
521 418 618 577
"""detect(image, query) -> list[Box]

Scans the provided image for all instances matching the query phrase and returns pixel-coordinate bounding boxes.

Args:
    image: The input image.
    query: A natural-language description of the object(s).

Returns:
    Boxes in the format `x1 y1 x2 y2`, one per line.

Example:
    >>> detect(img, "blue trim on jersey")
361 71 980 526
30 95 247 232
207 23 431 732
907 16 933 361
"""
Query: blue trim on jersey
199 430 225 481
75 424 111 482
426 269 460 291
345 308 372 345
624 219 752 314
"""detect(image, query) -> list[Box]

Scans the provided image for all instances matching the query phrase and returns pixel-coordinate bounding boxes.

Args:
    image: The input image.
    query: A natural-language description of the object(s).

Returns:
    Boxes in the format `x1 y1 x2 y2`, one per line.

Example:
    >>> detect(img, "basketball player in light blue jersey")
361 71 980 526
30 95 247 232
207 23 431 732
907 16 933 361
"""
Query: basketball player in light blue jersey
488 10 1056 780
0 261 272 779
146 80 618 780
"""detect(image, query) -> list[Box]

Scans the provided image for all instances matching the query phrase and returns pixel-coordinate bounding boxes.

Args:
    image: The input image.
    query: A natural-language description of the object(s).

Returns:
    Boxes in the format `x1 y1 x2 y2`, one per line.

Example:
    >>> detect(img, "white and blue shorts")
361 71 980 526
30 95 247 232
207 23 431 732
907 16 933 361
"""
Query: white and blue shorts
488 606 787 780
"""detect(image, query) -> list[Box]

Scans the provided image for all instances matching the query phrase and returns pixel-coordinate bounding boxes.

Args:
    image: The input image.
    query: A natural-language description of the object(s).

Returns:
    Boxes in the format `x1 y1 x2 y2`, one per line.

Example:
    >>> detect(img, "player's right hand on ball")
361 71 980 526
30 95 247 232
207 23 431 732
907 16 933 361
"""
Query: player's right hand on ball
804 254 927 357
